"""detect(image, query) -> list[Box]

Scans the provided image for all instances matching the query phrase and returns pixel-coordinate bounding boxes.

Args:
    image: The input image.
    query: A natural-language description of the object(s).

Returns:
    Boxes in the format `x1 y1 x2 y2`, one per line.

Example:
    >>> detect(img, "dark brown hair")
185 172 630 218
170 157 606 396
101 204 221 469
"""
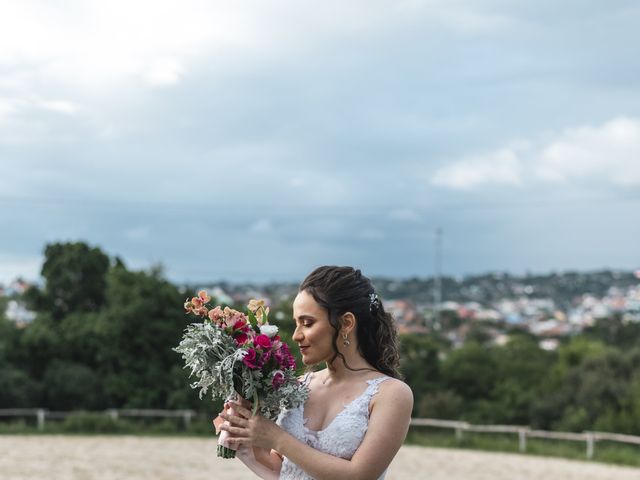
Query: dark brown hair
299 265 401 379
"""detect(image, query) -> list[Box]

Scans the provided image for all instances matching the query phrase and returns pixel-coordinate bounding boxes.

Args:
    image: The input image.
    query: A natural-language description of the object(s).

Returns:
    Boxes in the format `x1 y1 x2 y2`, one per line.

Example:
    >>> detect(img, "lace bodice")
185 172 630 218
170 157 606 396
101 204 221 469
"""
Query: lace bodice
276 375 390 480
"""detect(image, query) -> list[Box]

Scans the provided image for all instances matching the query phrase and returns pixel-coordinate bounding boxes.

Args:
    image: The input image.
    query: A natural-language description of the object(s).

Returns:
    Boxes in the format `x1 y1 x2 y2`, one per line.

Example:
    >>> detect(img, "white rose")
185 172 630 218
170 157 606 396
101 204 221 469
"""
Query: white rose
260 324 279 338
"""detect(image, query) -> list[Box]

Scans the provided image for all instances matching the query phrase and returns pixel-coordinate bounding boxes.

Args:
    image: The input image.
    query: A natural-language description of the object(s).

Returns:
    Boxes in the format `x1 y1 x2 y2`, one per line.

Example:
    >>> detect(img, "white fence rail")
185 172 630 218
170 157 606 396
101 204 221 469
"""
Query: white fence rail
2 410 639 460
0 408 196 429
410 418 640 459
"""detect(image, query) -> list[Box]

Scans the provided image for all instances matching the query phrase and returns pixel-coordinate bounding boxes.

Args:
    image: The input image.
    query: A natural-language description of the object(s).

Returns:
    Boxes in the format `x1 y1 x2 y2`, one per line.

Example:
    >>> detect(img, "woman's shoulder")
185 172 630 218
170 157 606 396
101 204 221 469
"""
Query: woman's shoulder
374 376 413 408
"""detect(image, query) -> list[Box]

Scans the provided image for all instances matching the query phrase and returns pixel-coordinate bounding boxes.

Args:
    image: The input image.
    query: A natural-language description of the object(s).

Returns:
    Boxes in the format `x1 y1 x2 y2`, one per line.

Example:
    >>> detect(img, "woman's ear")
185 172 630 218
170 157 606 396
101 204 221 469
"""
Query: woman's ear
340 312 356 336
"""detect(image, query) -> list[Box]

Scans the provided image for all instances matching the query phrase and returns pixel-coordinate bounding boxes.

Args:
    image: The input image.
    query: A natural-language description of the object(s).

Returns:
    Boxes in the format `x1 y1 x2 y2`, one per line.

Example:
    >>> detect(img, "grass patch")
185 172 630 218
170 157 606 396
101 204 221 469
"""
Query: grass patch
0 413 214 437
3 417 639 468
406 427 640 467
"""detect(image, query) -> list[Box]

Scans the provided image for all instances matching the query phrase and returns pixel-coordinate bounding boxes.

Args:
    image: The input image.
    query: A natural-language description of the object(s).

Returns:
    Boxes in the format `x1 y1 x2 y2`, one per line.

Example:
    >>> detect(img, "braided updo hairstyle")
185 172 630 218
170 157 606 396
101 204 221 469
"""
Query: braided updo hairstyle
299 266 401 379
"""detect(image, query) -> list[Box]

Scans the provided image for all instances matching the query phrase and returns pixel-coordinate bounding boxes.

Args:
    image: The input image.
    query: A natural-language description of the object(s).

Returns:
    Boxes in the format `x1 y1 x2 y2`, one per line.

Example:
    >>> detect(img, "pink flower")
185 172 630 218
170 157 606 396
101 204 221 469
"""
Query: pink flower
254 334 271 350
208 306 224 323
259 349 272 368
184 300 193 313
198 290 211 303
272 371 285 390
275 343 295 369
194 306 209 317
242 348 259 369
191 297 203 308
247 299 265 314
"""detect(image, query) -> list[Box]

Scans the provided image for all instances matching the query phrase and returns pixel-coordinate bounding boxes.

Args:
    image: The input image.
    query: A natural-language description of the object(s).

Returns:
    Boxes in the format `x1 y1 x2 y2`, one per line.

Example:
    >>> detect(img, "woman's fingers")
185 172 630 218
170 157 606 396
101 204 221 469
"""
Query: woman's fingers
220 412 249 427
226 436 249 448
230 403 253 419
219 424 246 436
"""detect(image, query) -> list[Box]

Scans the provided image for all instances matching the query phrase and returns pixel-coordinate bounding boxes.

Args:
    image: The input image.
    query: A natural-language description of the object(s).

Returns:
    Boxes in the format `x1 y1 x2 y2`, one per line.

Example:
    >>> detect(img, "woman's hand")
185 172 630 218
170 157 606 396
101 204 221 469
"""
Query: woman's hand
212 395 253 434
219 402 281 451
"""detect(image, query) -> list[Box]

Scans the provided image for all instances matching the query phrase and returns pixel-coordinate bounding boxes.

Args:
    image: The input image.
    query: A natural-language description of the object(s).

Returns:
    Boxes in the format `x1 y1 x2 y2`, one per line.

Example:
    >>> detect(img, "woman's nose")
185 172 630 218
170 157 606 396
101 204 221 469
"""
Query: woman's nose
292 326 303 342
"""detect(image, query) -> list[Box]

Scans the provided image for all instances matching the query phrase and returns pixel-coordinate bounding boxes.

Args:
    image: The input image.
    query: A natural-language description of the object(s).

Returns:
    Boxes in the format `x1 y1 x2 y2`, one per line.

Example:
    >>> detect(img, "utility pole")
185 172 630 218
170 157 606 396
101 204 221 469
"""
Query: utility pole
433 227 442 325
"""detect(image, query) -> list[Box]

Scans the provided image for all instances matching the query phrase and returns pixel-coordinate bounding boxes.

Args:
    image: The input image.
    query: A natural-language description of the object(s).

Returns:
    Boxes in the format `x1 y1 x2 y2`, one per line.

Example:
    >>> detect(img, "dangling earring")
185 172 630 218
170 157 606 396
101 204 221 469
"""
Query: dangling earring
342 333 350 346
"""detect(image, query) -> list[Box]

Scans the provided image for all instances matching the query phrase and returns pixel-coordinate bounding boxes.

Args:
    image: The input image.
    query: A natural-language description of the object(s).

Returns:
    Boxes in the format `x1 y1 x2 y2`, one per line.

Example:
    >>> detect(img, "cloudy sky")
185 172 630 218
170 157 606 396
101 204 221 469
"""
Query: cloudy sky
1 1 639 284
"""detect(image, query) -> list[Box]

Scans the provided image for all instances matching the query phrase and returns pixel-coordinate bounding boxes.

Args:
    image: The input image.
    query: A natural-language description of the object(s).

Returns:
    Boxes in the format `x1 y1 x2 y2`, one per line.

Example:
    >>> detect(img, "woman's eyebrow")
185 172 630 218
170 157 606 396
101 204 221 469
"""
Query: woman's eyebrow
295 314 316 322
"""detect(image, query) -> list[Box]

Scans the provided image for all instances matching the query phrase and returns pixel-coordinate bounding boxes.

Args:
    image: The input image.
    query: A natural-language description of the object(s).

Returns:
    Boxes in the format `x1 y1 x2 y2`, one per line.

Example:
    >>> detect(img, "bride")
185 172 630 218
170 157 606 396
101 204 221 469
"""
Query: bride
218 266 414 479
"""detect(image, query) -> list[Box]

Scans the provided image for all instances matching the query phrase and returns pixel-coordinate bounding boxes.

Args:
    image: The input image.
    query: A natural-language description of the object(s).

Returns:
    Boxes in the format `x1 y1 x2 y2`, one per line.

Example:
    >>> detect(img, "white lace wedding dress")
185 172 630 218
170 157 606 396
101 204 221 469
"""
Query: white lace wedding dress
276 375 390 480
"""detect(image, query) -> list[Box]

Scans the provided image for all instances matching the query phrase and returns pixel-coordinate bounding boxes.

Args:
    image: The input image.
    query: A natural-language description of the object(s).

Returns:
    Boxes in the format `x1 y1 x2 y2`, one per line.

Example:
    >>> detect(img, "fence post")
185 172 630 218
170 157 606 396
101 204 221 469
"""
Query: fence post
455 427 463 442
586 432 594 459
518 429 527 452
108 409 119 421
36 409 46 431
183 410 192 429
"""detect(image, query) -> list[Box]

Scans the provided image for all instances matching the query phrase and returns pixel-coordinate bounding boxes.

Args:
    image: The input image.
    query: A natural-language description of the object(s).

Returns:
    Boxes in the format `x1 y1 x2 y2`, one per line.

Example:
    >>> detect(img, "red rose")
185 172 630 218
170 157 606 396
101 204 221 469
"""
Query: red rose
233 319 249 332
242 348 259 369
234 332 249 346
254 334 271 350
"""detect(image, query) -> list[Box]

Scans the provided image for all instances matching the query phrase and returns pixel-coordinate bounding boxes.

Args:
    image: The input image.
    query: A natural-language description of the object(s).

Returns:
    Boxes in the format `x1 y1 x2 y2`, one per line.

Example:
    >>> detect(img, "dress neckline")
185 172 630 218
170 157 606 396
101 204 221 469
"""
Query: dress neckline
302 375 388 434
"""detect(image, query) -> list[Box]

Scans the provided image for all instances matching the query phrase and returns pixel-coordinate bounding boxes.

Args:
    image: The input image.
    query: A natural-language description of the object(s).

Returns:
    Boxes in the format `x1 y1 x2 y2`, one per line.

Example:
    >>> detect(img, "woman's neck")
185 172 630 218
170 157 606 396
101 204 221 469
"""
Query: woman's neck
322 354 375 385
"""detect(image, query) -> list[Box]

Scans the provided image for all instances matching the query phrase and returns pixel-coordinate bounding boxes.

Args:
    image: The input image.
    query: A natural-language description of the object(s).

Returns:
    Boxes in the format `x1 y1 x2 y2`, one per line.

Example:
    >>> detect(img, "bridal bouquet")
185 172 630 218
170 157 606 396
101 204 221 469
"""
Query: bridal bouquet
174 291 308 458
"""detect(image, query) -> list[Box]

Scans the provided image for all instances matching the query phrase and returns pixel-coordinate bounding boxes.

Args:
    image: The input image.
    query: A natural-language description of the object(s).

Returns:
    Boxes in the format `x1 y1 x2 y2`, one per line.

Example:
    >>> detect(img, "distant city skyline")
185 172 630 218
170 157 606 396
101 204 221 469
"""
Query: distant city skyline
1 2 640 284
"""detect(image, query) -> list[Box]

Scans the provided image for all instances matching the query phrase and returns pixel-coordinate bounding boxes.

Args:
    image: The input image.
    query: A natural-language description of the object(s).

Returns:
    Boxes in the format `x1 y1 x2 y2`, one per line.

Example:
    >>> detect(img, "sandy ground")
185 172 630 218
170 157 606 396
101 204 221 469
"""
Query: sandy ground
0 436 638 480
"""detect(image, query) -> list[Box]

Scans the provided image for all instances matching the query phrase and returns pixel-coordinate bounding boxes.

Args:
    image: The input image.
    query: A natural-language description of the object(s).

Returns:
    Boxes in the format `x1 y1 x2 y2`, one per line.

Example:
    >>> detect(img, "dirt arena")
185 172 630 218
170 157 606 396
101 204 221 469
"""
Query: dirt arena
1 436 638 480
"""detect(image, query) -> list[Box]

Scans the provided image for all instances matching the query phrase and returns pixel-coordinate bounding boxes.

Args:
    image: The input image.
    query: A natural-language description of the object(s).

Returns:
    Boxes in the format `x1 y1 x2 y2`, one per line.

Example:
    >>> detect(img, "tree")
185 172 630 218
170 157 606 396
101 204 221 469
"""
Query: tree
34 242 110 320
0 317 39 407
94 263 192 408
491 336 555 424
399 334 440 412
441 342 499 401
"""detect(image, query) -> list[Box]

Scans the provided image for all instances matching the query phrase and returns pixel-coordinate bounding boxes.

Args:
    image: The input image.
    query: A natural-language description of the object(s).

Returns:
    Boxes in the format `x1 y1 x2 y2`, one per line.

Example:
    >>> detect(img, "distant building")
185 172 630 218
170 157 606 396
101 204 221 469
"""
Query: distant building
5 300 36 327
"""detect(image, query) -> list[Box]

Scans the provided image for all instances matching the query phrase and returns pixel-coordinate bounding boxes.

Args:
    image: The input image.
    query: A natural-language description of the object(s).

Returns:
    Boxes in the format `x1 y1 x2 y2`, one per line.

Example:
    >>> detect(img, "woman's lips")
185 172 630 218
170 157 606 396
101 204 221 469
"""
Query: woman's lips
299 345 310 353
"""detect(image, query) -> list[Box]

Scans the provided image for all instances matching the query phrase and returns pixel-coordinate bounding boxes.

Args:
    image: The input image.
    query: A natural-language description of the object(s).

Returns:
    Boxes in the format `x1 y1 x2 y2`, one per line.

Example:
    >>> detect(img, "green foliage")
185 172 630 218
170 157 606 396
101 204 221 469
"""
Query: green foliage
416 390 463 419
61 413 133 433
42 360 104 410
94 264 192 409
399 333 440 414
406 429 640 467
32 242 110 320
441 342 499 401
583 314 640 350
0 366 39 408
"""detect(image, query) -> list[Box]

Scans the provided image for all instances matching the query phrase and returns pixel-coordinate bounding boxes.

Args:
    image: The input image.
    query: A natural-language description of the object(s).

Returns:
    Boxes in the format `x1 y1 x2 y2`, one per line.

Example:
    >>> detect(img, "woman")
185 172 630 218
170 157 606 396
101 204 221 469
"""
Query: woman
219 266 414 479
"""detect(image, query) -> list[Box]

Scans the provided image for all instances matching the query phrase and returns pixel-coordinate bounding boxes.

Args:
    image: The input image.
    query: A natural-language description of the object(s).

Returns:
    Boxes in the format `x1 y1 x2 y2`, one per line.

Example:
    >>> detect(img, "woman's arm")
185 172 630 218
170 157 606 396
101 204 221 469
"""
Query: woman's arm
235 446 281 480
222 379 413 480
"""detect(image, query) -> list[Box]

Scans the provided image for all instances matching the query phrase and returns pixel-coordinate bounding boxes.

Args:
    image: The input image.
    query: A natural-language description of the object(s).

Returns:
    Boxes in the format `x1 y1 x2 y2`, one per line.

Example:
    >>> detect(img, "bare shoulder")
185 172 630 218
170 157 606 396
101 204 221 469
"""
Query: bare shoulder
375 377 413 409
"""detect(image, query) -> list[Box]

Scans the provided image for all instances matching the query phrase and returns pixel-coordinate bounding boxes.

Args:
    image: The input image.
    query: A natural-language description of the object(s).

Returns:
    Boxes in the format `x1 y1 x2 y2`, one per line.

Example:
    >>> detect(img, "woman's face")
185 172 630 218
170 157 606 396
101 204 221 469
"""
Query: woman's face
292 290 336 365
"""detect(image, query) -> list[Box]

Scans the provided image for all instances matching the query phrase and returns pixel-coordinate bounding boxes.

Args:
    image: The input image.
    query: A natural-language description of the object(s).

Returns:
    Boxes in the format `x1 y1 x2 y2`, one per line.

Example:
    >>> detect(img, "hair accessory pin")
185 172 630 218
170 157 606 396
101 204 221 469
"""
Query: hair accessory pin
369 292 380 313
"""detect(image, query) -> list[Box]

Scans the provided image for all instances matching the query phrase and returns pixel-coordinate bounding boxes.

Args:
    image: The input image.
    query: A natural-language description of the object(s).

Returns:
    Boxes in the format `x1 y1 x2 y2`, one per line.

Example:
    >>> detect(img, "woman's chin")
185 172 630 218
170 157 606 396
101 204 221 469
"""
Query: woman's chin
300 355 313 366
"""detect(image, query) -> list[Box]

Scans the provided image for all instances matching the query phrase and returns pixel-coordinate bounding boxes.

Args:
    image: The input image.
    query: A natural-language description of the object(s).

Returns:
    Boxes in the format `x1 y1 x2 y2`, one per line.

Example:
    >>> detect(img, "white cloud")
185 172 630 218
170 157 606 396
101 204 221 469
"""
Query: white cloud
145 58 184 87
535 117 640 186
39 100 79 115
431 148 522 190
0 1 255 88
433 117 640 190
0 98 18 122
0 1 518 90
